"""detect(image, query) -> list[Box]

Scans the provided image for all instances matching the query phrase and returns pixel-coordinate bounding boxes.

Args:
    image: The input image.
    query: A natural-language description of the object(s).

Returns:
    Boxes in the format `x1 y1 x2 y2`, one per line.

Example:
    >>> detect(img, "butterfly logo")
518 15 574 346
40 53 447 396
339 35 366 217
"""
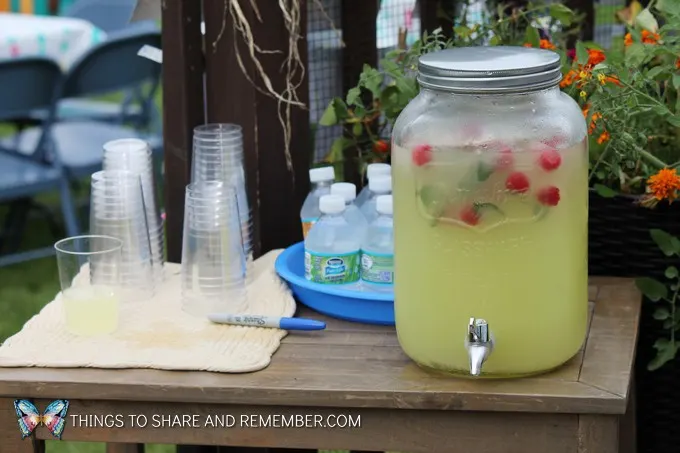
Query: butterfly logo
14 399 70 440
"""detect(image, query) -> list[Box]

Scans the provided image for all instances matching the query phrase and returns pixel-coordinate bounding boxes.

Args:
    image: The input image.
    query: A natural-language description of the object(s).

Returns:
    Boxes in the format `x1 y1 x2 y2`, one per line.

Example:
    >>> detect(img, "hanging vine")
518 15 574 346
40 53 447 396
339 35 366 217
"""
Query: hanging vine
211 0 342 174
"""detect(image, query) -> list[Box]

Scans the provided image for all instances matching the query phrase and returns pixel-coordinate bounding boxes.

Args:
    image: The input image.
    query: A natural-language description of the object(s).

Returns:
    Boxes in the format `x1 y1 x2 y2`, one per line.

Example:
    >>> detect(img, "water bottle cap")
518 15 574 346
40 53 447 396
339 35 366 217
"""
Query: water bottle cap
367 163 391 180
319 194 345 214
376 195 393 215
369 175 392 193
309 166 335 183
330 182 356 202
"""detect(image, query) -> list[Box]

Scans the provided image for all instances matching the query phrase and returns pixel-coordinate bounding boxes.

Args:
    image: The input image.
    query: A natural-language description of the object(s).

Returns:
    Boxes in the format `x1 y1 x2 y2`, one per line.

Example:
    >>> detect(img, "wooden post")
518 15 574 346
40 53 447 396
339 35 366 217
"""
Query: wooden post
566 0 595 41
203 0 310 256
161 0 205 263
340 0 378 188
419 0 455 35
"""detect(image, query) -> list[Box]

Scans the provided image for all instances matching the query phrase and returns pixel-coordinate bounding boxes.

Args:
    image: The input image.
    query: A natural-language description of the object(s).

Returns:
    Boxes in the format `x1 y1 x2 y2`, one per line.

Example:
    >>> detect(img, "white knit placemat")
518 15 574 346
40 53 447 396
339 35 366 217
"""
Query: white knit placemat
0 249 295 373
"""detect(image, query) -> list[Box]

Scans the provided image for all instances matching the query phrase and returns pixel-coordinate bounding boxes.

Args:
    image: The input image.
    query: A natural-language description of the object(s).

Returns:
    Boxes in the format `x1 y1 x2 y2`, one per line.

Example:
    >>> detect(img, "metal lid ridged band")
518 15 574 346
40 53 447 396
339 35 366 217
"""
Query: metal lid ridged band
416 46 563 94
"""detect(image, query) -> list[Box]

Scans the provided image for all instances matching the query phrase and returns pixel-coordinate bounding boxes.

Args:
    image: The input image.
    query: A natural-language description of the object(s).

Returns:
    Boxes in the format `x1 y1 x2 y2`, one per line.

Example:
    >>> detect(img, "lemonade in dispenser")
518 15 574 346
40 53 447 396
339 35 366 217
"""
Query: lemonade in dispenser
391 46 589 377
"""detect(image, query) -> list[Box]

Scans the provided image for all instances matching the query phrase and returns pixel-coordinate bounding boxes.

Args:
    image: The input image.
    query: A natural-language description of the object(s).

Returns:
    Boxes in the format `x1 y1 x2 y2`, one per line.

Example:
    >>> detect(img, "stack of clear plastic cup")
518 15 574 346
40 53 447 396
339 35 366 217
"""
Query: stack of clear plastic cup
181 181 248 317
102 138 164 283
89 170 155 302
191 124 253 279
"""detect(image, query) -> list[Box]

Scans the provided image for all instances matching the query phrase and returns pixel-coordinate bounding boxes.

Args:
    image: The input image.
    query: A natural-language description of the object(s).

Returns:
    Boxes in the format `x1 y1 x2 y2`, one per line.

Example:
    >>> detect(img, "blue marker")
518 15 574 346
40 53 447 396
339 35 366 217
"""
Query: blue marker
207 313 326 331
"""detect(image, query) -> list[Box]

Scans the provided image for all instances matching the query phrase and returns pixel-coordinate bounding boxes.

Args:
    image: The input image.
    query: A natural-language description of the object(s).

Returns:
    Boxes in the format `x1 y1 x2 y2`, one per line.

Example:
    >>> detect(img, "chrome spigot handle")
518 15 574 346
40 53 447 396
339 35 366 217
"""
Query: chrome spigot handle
466 318 493 377
467 318 490 344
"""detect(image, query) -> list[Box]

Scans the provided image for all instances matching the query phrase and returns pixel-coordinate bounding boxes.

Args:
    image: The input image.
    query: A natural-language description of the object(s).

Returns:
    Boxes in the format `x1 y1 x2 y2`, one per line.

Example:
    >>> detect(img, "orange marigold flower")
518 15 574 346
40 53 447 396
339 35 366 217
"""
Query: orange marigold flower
588 112 602 135
539 39 556 50
523 43 533 48
624 33 633 47
647 168 680 201
582 104 590 118
587 49 606 66
596 131 610 145
676 58 680 70
605 75 622 87
560 69 578 88
641 30 660 45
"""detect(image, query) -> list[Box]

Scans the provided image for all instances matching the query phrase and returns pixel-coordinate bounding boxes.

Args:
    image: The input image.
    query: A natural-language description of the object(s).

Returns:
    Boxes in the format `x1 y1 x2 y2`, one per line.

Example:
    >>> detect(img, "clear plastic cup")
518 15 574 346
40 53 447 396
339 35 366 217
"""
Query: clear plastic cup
54 235 123 336
194 123 243 141
102 138 164 278
89 170 155 301
190 124 251 280
181 181 248 317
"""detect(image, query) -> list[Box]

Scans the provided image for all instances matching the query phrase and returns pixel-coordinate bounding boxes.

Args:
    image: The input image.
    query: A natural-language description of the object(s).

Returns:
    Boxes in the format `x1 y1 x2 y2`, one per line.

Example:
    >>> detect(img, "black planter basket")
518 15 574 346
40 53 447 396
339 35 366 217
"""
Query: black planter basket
588 189 680 453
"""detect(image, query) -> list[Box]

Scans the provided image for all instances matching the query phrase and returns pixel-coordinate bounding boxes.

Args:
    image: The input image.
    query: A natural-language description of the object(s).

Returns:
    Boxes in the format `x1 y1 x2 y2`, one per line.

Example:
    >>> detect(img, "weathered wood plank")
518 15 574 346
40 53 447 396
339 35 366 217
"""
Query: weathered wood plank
577 415 618 453
0 398 43 453
0 364 619 414
34 399 579 453
203 0 310 256
161 0 205 263
579 278 640 400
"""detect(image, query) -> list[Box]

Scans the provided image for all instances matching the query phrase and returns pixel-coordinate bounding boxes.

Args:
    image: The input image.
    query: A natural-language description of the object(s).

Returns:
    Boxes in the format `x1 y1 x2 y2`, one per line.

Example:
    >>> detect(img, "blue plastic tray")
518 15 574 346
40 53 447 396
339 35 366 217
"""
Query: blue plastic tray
275 242 395 325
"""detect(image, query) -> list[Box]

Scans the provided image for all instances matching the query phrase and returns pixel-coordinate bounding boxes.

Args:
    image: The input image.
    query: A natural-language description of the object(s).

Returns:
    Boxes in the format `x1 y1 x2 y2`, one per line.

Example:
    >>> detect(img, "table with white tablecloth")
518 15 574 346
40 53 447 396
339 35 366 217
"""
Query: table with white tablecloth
0 12 106 69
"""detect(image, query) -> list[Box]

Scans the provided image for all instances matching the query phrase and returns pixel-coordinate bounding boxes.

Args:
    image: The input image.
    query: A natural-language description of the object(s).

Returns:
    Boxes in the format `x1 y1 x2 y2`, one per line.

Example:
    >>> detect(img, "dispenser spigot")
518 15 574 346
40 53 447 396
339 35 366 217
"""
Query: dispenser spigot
466 318 494 377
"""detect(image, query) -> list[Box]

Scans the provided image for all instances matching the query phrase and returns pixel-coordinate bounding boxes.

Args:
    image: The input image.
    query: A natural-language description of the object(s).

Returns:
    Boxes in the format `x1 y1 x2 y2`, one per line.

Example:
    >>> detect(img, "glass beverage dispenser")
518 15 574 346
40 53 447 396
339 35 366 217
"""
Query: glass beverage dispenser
391 47 588 378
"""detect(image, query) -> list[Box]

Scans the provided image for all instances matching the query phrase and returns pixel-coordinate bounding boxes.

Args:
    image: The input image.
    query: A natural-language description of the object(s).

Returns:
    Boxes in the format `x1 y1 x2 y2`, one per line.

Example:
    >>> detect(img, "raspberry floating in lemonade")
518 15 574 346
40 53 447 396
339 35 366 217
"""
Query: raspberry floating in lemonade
412 144 433 166
537 186 561 206
537 147 562 171
505 171 530 193
459 204 481 226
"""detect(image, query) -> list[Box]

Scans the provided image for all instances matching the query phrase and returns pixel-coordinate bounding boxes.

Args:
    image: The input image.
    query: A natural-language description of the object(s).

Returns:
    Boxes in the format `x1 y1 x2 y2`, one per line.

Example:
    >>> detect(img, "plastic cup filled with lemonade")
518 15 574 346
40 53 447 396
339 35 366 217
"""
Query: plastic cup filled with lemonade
390 47 589 378
54 235 123 336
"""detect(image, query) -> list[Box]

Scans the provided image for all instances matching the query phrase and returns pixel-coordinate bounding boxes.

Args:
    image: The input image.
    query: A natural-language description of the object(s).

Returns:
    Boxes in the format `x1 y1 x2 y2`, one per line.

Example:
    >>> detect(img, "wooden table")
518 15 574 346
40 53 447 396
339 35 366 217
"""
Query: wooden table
0 277 640 453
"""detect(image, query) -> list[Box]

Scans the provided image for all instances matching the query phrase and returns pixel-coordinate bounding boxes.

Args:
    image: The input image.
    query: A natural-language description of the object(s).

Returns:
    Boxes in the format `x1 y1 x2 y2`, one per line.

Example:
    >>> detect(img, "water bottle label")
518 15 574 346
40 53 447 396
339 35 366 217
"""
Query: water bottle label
304 250 360 284
360 251 394 285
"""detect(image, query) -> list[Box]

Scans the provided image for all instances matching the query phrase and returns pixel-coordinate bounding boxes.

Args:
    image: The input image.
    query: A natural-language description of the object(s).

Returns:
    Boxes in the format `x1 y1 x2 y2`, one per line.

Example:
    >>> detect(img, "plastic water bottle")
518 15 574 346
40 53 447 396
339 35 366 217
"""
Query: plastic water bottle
330 182 368 239
360 175 392 224
304 195 361 286
361 195 394 291
355 163 391 209
300 166 335 239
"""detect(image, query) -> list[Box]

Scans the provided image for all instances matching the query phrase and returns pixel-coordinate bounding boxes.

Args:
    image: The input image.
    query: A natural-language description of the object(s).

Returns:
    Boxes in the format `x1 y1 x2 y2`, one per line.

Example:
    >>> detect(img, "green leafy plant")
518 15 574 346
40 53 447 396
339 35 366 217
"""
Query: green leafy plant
560 0 680 205
636 229 680 370
318 0 580 181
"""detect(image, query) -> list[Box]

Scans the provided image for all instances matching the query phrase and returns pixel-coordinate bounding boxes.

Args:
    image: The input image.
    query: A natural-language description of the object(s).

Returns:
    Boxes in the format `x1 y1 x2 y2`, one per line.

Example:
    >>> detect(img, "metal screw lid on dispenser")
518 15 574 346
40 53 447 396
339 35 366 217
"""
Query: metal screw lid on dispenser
416 46 563 93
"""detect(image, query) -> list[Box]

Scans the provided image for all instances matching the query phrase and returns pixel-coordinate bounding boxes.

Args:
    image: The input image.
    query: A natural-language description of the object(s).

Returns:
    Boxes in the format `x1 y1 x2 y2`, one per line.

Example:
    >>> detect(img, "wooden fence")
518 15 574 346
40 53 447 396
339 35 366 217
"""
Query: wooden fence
162 0 600 266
